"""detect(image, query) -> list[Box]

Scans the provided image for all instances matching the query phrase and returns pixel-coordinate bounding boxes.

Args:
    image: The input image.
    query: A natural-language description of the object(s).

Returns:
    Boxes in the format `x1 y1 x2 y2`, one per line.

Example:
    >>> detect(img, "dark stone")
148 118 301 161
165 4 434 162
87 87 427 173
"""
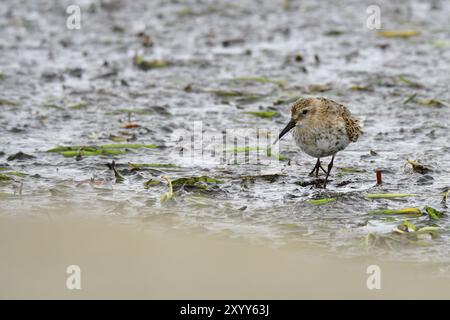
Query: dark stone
66 67 83 78
416 175 434 185
222 38 245 47
6 152 35 161
10 127 25 133
41 71 62 81
295 179 327 187
336 180 352 187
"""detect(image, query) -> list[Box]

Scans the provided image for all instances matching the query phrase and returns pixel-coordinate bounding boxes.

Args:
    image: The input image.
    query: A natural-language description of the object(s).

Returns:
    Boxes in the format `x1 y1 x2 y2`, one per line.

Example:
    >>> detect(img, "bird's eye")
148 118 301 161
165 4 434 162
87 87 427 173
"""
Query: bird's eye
302 109 308 115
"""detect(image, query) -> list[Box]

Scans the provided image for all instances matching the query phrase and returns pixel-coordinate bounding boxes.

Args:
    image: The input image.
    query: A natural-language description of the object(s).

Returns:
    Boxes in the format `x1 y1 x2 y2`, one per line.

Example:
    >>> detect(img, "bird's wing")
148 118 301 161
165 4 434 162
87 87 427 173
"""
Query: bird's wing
325 98 362 142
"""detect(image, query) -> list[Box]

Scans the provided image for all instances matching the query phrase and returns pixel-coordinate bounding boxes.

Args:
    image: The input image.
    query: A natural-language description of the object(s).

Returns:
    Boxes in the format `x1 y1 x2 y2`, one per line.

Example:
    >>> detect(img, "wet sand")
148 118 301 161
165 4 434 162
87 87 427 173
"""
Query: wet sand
1 216 449 299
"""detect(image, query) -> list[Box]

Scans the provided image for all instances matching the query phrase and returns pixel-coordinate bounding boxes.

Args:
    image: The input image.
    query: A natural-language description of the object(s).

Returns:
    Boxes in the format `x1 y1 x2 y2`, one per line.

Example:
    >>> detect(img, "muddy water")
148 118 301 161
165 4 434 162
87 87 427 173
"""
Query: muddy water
1 0 450 283
2 216 450 299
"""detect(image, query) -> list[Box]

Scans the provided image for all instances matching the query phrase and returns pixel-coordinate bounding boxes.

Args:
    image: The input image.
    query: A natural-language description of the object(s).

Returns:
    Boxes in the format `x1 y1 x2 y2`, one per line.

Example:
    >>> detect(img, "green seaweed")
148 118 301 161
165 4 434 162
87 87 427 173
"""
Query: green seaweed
348 84 372 91
0 98 19 106
107 108 154 115
378 30 420 38
144 179 162 188
48 146 96 153
424 206 444 220
399 220 417 232
61 150 125 157
240 173 285 183
112 25 125 33
48 144 157 157
338 167 366 173
418 99 449 108
172 176 223 187
3 171 27 177
69 101 88 109
398 75 423 88
368 207 422 216
169 176 223 192
395 221 440 240
406 159 431 174
0 174 13 182
307 198 336 205
393 221 415 234
324 30 344 36
133 56 169 70
243 111 279 119
403 93 417 105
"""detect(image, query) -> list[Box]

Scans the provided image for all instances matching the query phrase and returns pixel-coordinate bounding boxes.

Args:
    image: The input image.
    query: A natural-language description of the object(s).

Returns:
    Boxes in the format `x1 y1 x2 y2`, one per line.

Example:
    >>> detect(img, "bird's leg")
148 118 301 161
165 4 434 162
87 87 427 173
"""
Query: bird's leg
309 158 328 177
309 158 321 177
318 162 327 175
323 154 335 188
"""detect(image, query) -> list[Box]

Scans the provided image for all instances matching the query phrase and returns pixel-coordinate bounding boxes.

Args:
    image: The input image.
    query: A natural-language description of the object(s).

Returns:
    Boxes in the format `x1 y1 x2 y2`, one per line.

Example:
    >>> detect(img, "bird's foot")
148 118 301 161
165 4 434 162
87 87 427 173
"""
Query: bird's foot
308 163 327 177
308 171 317 177
308 166 318 177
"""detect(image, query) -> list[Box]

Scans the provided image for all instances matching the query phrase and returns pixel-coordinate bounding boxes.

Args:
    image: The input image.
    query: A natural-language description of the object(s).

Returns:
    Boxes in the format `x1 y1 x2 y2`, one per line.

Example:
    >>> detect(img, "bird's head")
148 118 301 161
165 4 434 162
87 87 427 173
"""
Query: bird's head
275 97 319 143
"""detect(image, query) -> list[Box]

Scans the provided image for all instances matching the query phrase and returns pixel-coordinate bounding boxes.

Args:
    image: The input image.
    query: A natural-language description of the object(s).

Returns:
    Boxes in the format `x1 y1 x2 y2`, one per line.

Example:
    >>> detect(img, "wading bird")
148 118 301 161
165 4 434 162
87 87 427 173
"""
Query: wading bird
275 97 362 188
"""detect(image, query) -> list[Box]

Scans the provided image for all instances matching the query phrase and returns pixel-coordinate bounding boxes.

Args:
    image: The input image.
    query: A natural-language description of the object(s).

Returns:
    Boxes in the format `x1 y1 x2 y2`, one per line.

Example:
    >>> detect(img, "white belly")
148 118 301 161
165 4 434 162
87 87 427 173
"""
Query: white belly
293 126 350 158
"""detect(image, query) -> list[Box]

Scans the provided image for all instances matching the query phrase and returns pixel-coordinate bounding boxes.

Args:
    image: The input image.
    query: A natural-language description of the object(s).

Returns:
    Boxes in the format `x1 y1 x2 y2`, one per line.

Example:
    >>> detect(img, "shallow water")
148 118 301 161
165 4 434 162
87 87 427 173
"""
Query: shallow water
3 217 450 299
1 0 450 264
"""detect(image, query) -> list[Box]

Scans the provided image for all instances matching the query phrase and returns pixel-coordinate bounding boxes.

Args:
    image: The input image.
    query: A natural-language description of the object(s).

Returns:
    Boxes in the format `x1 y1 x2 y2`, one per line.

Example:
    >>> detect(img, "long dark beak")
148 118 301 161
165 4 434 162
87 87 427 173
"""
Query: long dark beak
273 120 296 144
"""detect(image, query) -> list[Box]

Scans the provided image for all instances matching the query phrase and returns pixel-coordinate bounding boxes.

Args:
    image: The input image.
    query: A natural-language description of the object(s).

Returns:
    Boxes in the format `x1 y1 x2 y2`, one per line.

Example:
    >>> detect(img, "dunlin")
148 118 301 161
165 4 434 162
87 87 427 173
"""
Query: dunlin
276 97 362 188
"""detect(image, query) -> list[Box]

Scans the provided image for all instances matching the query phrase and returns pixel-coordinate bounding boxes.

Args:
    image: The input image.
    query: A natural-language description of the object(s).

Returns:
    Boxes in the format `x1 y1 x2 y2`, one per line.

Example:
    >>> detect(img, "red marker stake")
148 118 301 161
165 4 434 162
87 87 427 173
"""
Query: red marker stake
376 170 382 185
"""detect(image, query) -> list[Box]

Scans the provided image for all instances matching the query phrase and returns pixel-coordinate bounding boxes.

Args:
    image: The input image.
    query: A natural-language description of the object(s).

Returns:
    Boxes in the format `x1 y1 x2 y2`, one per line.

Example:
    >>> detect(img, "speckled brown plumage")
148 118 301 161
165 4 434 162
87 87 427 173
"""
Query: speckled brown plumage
315 97 362 142
277 96 362 188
